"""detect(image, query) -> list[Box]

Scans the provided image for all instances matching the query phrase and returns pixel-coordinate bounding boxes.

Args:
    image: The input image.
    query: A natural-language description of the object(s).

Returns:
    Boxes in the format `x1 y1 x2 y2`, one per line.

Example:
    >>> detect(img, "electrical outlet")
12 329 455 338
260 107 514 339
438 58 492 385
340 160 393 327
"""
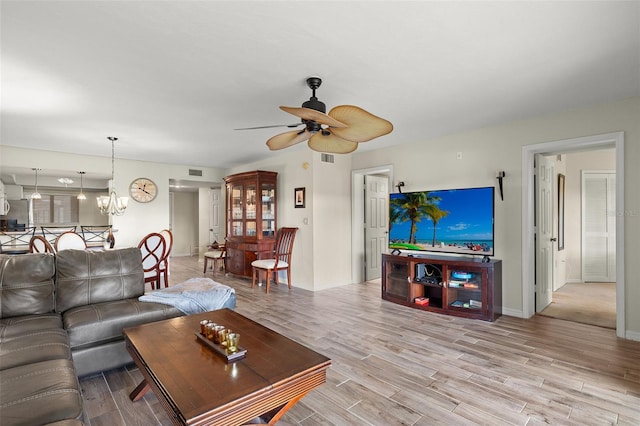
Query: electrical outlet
456 152 463 160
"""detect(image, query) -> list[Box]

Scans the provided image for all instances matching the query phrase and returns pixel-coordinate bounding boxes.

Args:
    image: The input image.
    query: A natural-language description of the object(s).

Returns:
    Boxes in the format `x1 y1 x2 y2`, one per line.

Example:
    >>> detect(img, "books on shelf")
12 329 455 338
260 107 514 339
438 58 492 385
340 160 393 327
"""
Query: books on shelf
414 297 430 306
448 280 479 289
469 299 482 308
449 300 482 309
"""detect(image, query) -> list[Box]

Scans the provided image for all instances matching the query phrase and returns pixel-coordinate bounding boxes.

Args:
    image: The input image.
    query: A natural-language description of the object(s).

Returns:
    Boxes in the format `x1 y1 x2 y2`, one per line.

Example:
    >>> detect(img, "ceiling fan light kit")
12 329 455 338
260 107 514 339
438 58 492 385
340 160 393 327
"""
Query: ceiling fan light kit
241 77 392 154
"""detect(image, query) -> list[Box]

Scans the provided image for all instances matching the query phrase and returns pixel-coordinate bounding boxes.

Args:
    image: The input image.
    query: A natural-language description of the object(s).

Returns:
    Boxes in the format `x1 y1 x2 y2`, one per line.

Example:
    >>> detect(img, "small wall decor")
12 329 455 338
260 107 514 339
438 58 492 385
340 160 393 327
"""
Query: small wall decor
294 187 305 208
558 174 565 251
496 171 506 200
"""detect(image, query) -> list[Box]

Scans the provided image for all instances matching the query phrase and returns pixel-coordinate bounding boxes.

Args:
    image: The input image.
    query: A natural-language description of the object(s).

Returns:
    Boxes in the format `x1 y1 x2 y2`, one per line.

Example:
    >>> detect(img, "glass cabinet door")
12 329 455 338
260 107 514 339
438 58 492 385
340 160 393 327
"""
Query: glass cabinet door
446 269 484 310
261 183 275 237
245 184 256 220
230 184 243 236
245 184 257 236
384 260 409 301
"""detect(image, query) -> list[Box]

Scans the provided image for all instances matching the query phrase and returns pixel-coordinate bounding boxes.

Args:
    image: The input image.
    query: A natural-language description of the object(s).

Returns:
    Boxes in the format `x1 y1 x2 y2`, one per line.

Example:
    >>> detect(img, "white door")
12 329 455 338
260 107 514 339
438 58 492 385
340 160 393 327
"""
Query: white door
365 175 388 281
582 171 616 282
209 188 222 244
535 154 554 312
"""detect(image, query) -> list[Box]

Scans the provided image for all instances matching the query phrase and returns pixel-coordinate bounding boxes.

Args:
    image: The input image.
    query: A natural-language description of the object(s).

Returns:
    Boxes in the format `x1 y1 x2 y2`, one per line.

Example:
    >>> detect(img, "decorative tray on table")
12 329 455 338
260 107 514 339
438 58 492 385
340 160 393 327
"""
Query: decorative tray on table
195 332 247 362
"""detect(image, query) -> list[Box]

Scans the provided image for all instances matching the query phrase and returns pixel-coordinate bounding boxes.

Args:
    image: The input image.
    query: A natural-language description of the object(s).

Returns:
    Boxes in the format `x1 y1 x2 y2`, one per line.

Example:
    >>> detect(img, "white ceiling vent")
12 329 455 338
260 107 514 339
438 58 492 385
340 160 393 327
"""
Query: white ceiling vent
188 169 203 176
321 153 334 164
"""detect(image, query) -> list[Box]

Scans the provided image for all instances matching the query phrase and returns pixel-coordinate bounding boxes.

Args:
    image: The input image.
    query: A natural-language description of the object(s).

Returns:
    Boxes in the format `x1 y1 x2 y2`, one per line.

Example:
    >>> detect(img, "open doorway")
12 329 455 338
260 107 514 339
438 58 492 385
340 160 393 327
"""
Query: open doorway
169 179 222 257
536 150 617 329
522 132 625 337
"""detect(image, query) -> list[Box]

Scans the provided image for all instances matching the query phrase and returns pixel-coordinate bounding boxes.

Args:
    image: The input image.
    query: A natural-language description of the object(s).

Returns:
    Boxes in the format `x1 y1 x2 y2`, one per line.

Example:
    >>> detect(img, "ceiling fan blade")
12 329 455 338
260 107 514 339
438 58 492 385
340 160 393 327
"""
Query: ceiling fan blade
307 131 358 154
266 129 311 151
234 123 303 130
280 106 347 128
327 105 393 142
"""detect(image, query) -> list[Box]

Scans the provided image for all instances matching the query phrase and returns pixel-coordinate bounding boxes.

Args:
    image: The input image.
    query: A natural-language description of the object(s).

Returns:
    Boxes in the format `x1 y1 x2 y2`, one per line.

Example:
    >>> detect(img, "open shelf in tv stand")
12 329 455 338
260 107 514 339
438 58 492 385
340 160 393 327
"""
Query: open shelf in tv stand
382 253 502 322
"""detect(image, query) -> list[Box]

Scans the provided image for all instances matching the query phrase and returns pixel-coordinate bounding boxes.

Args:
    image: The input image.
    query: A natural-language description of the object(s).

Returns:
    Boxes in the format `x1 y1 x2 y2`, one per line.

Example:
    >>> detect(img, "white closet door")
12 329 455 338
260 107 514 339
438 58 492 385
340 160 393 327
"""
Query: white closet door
582 171 616 282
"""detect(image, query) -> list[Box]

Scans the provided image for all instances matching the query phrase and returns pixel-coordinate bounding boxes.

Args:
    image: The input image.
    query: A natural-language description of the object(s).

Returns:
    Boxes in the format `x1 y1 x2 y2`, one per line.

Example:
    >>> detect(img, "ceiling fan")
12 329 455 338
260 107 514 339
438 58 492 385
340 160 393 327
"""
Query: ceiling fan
236 77 393 154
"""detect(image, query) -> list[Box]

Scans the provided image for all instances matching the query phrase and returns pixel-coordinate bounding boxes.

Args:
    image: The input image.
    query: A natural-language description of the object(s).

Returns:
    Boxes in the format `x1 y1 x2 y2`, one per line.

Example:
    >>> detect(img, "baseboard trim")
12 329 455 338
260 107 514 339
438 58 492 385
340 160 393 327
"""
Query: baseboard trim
502 307 525 318
624 330 640 342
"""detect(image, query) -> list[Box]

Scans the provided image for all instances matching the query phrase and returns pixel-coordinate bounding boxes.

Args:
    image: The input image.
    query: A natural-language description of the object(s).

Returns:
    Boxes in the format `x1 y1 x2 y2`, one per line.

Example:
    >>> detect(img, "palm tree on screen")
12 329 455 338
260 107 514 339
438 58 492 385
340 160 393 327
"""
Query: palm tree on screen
388 204 402 236
426 206 449 247
390 192 443 244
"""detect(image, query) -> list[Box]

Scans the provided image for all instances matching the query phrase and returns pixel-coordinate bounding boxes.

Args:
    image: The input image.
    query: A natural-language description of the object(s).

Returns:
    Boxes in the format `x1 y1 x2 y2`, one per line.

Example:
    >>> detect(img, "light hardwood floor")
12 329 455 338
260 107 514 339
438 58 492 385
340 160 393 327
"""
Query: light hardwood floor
79 256 640 425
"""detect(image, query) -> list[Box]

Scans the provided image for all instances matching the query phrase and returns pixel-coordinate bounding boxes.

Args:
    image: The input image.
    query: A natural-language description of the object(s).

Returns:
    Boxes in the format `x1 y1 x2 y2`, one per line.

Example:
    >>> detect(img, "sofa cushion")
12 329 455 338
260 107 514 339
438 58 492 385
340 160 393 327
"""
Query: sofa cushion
55 247 144 313
0 328 71 371
0 359 83 426
0 313 62 339
63 299 182 349
0 253 56 319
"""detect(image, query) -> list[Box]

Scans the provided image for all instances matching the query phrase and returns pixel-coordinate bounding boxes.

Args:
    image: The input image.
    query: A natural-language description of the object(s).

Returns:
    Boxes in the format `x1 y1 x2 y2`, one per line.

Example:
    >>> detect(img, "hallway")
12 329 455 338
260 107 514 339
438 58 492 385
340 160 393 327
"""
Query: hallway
539 282 615 329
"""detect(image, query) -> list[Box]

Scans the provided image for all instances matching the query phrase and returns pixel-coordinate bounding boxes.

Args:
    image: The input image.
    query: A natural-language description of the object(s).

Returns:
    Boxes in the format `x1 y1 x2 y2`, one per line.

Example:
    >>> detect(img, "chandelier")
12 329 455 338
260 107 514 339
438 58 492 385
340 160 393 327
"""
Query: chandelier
97 137 129 215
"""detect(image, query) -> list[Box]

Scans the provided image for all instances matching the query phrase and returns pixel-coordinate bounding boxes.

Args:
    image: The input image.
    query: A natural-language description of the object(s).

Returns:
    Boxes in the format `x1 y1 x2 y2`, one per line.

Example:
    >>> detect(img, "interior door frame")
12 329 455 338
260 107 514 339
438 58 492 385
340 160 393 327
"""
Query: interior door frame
351 165 394 284
522 131 625 337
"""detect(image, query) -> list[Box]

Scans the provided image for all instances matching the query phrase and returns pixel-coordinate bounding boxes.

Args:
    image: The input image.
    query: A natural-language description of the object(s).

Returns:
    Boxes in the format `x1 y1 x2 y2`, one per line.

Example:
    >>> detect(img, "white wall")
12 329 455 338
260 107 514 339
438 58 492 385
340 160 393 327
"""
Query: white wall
172 191 198 256
351 96 639 336
312 153 353 290
198 187 213 252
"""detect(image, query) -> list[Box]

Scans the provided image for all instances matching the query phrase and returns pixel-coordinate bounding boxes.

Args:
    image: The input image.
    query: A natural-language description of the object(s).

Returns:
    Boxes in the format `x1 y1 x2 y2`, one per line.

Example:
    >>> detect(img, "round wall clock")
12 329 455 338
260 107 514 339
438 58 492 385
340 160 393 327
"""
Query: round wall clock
129 178 158 203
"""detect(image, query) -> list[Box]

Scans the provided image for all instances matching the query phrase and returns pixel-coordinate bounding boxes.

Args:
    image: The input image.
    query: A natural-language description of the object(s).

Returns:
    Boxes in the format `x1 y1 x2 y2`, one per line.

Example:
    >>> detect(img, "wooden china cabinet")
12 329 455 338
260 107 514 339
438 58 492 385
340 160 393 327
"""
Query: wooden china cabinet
223 170 277 277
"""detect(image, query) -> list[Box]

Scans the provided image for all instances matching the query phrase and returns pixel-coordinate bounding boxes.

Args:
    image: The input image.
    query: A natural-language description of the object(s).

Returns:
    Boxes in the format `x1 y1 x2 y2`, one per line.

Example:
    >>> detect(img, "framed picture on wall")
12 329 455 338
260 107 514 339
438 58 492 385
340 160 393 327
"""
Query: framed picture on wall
558 174 565 251
294 187 305 208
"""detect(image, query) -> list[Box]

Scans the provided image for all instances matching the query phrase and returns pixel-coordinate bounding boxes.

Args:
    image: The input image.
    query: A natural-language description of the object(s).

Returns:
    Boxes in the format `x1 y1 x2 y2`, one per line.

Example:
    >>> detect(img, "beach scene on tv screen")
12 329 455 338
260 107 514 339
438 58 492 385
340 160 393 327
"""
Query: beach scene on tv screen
389 187 494 256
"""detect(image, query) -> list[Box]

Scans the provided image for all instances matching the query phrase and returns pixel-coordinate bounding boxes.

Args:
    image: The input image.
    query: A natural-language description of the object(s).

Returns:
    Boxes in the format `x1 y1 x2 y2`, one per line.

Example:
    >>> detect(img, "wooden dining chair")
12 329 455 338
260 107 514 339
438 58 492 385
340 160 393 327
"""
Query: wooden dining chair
54 231 87 251
158 229 173 287
251 227 298 294
29 235 55 253
138 232 167 290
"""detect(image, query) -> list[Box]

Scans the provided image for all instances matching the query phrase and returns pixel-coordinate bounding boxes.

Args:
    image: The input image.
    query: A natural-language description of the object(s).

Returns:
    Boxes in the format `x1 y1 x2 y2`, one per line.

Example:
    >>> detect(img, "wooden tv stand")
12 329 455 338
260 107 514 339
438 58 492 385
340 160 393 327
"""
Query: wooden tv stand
382 253 502 321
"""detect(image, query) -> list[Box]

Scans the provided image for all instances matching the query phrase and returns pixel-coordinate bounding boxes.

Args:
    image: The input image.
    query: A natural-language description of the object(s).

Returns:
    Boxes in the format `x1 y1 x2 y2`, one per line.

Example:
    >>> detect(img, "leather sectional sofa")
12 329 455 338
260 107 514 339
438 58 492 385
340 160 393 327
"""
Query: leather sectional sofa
0 247 235 425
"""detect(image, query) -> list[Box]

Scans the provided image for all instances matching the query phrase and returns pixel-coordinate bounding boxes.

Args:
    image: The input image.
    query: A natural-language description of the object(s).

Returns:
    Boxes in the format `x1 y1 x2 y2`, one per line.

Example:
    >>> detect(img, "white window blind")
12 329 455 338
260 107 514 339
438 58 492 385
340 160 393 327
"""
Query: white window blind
33 195 79 224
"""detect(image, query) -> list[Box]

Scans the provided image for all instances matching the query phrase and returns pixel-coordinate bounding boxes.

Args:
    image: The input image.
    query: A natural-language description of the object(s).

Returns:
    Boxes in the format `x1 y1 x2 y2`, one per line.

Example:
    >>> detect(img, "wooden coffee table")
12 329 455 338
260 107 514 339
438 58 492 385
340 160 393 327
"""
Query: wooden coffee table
124 309 331 425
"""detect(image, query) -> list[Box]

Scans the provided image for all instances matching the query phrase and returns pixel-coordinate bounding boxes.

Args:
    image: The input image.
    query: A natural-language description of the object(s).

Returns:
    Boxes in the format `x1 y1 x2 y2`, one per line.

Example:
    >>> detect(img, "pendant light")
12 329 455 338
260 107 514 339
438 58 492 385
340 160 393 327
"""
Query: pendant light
96 137 129 215
77 171 87 200
31 168 42 200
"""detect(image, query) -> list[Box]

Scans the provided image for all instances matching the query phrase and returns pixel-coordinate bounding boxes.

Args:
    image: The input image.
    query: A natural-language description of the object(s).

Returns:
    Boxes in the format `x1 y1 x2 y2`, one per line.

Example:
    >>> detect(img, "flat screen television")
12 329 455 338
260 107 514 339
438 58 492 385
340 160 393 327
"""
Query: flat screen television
389 186 495 257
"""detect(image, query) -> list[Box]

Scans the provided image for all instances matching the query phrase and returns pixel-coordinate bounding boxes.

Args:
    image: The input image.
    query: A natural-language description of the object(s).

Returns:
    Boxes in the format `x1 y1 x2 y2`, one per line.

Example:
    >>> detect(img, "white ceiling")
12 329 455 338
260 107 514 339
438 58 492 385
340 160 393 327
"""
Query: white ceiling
2 1 639 181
